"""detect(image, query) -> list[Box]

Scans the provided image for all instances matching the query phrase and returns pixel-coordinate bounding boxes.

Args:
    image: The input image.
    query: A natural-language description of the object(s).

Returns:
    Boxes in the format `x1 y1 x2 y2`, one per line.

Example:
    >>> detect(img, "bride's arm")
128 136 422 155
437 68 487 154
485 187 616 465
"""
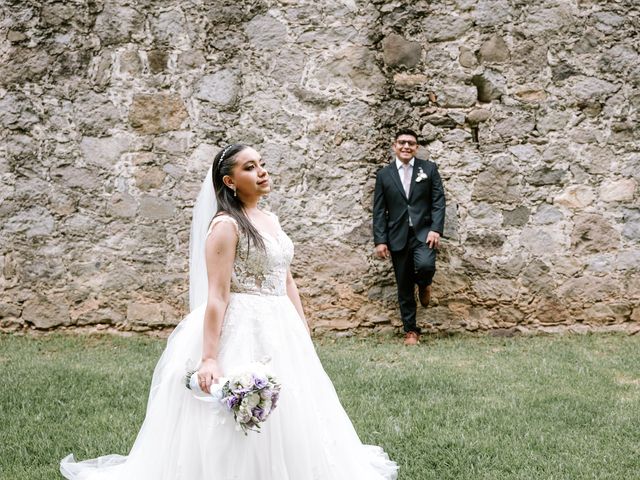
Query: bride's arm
198 221 238 393
286 269 310 335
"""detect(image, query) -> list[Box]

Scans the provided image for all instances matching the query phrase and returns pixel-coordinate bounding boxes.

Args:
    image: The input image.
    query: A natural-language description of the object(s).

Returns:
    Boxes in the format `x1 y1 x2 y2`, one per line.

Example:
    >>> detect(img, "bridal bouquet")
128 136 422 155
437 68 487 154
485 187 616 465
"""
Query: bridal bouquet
185 360 281 434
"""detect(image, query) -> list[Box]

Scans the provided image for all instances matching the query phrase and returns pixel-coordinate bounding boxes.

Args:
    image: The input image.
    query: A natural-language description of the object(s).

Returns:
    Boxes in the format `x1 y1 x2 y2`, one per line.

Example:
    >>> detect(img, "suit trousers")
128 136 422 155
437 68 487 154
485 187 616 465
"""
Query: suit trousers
390 227 437 333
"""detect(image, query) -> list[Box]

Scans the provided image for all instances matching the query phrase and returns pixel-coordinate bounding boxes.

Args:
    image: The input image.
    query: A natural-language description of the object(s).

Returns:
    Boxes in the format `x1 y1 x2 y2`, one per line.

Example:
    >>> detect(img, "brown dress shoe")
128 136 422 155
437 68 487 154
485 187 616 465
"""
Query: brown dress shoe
418 284 431 308
403 331 420 346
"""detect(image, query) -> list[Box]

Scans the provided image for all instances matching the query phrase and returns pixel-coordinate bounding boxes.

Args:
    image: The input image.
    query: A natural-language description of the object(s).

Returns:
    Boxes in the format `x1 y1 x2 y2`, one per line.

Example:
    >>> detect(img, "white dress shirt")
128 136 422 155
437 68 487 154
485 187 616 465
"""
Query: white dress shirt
395 157 414 225
395 157 415 195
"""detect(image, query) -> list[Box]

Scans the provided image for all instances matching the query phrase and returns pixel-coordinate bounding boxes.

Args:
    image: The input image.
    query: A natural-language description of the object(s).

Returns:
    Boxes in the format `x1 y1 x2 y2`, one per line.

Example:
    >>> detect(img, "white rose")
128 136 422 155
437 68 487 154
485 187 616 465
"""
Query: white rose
238 373 253 389
237 407 251 423
246 392 260 409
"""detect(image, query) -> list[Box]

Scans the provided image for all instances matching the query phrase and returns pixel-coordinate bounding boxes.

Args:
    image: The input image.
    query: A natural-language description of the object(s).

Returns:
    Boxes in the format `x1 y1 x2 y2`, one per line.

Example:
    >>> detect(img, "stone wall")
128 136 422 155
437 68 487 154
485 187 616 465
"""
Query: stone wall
1 0 638 335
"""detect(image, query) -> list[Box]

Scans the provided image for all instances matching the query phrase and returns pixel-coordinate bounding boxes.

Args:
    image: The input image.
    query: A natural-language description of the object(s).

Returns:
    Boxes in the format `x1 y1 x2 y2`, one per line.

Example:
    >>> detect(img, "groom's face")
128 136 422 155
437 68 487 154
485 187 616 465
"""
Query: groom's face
393 135 418 162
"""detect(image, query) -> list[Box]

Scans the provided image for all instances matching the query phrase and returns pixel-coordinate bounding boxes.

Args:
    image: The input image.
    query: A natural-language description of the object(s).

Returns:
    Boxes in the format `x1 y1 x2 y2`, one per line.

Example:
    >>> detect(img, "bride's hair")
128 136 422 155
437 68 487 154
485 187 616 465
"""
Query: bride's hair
211 144 266 252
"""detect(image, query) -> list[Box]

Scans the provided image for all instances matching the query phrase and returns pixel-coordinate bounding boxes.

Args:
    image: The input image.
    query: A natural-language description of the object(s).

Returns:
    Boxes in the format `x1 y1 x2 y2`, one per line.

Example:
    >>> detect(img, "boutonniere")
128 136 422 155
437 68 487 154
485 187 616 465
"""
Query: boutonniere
415 167 428 183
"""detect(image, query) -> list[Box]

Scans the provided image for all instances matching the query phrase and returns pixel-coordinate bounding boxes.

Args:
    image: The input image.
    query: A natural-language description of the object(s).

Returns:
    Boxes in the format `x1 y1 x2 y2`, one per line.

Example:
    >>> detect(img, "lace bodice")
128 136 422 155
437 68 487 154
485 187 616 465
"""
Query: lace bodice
207 213 294 296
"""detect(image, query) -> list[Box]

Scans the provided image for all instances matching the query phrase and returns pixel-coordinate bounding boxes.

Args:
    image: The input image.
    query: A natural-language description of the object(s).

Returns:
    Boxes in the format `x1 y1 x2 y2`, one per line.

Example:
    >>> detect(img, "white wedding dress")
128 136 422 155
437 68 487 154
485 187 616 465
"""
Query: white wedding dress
61 214 398 480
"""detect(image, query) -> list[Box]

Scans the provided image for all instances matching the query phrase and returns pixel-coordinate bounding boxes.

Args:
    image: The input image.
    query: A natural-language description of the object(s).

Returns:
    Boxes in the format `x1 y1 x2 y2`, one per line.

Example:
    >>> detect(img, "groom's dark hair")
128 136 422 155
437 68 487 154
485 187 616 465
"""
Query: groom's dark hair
395 128 419 142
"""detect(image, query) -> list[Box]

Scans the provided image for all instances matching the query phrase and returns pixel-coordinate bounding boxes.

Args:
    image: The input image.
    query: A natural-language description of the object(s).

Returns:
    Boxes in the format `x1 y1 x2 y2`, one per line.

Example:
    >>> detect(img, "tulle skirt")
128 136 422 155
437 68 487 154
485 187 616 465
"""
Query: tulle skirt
60 293 398 479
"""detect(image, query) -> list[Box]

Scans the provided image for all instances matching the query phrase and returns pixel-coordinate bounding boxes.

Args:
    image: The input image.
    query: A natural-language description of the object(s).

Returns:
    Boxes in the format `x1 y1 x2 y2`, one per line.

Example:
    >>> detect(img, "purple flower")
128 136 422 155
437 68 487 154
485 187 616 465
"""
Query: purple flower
253 375 268 389
260 388 273 400
225 395 240 410
232 386 251 396
270 391 280 408
252 407 265 421
188 365 281 435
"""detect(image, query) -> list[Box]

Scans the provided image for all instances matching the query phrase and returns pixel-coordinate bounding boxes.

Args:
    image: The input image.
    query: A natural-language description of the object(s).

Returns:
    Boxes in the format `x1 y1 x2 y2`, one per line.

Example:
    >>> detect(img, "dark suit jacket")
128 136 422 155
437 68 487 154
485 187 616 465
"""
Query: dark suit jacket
373 158 446 251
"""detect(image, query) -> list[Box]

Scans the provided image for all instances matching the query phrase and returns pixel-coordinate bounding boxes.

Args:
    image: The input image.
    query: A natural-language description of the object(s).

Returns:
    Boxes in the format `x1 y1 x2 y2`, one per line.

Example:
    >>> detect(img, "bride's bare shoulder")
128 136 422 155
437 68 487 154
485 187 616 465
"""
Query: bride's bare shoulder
207 213 239 238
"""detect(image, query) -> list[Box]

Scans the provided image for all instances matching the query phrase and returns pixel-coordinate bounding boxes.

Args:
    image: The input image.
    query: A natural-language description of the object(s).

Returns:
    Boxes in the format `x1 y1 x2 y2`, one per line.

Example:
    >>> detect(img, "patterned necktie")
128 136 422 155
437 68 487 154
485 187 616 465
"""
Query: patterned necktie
402 163 411 198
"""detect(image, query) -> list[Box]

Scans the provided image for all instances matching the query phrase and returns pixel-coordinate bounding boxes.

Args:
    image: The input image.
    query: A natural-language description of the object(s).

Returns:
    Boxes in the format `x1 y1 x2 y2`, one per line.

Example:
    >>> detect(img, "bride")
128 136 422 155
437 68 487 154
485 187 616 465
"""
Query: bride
60 144 398 480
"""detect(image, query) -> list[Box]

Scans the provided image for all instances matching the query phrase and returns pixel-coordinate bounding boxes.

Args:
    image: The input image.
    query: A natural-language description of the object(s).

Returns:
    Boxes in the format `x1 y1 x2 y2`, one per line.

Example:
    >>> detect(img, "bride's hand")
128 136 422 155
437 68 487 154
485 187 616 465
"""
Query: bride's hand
197 358 223 394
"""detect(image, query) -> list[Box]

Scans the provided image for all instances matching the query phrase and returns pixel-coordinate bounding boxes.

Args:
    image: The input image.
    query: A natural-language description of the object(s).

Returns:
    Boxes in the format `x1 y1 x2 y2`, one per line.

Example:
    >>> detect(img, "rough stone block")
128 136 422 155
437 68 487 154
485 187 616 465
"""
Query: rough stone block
466 108 491 124
0 93 39 130
50 166 102 191
7 31 27 43
150 9 186 46
468 202 502 227
615 250 640 271
139 195 176 220
494 113 536 139
119 50 142 75
472 0 513 27
515 89 547 103
442 128 472 143
393 73 429 90
80 135 131 168
478 35 510 63
536 110 571 134
592 11 625 34
95 4 144 45
569 76 620 102
129 93 189 134
572 213 620 254
41 3 75 26
458 47 478 68
472 70 506 102
195 70 240 106
423 15 472 42
472 161 521 203
440 85 477 107
554 185 595 209
0 47 51 86
178 50 206 70
22 296 70 329
527 167 567 187
135 167 166 190
599 44 639 75
533 204 564 225
317 46 385 91
108 193 137 218
466 231 506 253
599 179 636 203
518 229 555 256
502 206 530 227
5 206 55 239
622 209 640 240
521 5 577 36
585 303 628 323
147 49 168 74
74 91 122 136
245 14 288 50
382 33 422 68
127 301 179 326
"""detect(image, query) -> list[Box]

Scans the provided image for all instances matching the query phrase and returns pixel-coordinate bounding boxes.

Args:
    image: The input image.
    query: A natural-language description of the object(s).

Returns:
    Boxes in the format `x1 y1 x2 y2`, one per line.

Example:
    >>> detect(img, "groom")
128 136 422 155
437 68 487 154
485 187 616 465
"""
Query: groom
373 128 446 346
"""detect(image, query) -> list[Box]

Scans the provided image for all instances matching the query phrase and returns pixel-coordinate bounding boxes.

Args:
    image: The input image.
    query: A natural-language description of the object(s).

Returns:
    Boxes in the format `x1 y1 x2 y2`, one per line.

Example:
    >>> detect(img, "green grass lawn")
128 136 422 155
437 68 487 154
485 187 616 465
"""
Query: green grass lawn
1 333 639 479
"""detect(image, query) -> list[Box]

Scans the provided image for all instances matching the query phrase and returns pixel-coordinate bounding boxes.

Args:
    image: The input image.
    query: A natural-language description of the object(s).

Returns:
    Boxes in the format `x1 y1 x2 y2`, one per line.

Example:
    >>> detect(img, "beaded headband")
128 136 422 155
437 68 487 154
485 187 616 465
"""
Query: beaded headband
217 144 234 166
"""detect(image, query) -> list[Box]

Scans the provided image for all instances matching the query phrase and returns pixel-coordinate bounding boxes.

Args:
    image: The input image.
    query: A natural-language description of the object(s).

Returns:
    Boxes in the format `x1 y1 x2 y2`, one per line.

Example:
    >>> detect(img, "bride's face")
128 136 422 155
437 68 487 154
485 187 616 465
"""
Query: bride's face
225 147 271 198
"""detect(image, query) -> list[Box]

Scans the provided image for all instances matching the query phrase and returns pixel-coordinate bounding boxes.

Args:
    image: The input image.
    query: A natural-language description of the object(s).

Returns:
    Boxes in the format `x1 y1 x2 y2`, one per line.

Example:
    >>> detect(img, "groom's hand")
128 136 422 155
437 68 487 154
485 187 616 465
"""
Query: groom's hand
426 231 441 249
375 243 390 259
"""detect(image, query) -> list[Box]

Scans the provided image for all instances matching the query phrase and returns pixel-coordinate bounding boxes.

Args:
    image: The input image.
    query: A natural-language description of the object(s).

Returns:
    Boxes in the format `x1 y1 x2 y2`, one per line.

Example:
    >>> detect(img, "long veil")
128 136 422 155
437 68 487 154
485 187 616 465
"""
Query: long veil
189 165 217 311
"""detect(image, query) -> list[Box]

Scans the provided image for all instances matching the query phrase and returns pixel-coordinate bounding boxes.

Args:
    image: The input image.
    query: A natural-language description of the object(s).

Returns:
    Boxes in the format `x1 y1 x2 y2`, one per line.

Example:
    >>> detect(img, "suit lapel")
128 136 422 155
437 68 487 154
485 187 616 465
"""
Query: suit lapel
388 162 407 200
408 158 421 201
